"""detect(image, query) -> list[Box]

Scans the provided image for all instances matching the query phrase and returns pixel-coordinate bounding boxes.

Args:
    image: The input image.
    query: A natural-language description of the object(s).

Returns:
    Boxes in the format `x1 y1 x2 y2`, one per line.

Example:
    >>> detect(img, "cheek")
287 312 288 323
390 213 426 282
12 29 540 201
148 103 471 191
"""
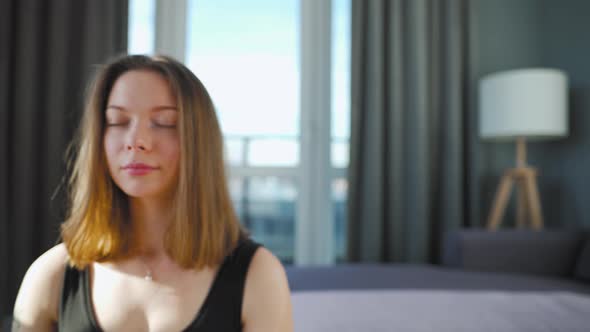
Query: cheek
159 136 181 178
163 137 181 167
103 133 121 170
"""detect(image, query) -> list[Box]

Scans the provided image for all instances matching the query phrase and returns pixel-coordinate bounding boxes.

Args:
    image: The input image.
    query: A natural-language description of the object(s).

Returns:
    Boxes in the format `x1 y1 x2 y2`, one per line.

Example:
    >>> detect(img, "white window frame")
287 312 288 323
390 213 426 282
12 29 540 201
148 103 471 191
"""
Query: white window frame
153 0 342 265
296 0 334 265
154 0 187 62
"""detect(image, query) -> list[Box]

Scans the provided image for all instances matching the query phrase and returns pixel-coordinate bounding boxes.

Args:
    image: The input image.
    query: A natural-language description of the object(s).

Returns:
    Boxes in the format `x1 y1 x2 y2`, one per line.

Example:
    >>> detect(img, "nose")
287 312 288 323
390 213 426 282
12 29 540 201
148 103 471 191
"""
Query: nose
125 122 152 152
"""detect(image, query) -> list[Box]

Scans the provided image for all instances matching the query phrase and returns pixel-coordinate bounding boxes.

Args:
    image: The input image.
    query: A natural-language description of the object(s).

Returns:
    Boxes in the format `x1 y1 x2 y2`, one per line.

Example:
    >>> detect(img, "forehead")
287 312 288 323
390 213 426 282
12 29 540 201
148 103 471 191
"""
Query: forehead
106 70 176 110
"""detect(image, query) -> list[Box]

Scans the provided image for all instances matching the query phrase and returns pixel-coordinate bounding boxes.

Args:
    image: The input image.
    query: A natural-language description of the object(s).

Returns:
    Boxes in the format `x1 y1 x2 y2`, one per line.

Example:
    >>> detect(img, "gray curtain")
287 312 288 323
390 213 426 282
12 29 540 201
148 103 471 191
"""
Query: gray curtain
347 0 471 263
0 0 128 318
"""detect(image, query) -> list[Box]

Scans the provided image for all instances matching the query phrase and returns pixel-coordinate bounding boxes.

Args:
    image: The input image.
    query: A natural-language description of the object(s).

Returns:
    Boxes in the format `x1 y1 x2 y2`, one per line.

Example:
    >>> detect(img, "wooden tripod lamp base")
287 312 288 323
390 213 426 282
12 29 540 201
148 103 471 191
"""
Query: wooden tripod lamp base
486 138 544 230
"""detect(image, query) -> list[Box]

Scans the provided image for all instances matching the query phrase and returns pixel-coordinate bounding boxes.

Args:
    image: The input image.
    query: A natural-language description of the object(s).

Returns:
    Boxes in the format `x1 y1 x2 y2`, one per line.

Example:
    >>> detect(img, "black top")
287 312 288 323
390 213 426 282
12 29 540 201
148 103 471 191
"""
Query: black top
58 238 261 332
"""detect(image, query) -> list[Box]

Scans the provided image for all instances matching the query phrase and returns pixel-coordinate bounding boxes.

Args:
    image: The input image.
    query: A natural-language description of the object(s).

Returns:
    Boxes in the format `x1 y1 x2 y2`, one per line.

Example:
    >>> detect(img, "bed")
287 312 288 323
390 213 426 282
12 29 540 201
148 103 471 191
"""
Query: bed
286 229 590 331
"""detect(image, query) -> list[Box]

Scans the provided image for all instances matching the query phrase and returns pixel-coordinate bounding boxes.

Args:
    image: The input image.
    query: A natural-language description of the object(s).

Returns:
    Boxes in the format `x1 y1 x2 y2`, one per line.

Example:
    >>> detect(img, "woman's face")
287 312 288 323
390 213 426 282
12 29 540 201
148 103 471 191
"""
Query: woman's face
104 70 180 200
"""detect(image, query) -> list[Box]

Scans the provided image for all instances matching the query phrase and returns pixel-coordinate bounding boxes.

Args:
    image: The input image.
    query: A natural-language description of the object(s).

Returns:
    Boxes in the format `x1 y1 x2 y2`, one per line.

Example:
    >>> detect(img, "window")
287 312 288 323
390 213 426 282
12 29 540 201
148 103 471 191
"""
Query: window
128 0 350 264
128 0 155 54
331 0 351 262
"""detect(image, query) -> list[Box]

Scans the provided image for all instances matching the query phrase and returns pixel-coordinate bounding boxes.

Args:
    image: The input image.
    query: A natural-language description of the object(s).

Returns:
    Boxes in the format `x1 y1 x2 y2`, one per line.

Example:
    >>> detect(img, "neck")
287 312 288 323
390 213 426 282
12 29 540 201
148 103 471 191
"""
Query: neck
128 196 174 257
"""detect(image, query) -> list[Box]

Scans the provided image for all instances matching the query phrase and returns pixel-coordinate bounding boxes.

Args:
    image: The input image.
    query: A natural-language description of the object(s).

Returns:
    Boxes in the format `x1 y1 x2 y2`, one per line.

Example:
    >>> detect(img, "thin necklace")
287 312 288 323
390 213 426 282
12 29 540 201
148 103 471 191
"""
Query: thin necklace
138 257 154 281
144 266 153 281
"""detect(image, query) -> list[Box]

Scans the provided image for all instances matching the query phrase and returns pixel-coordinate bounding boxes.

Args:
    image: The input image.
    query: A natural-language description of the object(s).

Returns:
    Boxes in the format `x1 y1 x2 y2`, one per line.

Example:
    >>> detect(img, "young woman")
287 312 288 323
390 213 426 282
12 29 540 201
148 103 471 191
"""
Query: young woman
13 55 293 331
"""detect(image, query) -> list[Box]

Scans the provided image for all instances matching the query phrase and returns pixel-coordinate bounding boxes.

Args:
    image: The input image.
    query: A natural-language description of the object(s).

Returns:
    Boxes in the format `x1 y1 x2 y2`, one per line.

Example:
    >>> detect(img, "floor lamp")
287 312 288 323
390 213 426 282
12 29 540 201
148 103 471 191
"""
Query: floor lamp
479 68 568 230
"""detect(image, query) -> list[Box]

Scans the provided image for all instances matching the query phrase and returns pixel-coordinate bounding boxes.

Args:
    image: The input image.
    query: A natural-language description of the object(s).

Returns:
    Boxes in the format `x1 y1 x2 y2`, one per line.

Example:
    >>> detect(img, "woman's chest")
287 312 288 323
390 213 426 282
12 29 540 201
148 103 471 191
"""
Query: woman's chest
89 265 217 331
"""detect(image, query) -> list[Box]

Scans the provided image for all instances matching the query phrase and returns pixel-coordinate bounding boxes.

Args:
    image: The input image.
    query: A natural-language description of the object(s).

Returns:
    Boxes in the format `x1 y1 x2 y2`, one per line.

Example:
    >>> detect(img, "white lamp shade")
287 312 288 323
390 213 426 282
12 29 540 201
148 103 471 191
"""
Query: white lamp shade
479 68 568 140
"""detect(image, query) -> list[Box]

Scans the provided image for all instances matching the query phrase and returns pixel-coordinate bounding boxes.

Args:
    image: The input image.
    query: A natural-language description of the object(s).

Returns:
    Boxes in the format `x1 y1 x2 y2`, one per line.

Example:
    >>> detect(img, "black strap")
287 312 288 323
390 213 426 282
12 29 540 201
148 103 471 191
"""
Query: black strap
185 238 262 331
59 265 100 331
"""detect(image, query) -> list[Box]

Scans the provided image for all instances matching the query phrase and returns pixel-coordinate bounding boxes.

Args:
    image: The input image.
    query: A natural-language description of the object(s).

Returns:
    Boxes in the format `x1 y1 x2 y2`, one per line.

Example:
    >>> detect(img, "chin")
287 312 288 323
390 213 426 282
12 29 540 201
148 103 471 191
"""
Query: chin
116 181 170 199
121 188 163 198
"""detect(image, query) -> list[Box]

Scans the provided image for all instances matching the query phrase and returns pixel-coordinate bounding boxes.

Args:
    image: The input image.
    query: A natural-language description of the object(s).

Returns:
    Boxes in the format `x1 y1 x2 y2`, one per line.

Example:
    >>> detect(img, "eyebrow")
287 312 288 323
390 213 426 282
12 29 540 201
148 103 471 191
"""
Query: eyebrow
106 105 178 112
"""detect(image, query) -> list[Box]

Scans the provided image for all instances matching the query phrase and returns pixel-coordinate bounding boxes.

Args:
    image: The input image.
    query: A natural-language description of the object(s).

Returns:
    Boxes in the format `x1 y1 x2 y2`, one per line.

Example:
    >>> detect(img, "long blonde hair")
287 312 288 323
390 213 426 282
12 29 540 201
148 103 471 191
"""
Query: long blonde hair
61 54 246 269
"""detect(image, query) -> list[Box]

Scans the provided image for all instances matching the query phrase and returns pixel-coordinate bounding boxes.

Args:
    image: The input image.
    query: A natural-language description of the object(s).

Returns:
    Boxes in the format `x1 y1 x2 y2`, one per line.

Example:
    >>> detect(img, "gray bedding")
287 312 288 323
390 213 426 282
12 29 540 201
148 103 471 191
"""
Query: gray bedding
287 230 590 331
286 264 590 293
292 289 590 332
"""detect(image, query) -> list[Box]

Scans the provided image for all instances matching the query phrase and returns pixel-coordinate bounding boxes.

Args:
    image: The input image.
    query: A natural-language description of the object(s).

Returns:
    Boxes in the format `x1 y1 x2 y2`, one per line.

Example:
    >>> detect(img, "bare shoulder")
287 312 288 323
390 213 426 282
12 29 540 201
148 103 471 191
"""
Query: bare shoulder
13 243 69 331
248 247 288 284
242 247 293 332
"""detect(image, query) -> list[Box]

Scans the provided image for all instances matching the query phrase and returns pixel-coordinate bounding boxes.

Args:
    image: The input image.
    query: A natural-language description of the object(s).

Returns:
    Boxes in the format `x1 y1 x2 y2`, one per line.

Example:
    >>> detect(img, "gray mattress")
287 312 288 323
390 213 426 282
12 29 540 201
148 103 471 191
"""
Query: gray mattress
287 264 590 331
292 289 590 332
286 264 590 293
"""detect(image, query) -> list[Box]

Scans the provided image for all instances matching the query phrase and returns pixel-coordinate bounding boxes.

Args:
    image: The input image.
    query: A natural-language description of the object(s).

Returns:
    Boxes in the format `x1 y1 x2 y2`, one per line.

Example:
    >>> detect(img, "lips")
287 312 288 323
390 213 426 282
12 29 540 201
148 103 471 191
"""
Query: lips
123 162 156 170
122 162 158 175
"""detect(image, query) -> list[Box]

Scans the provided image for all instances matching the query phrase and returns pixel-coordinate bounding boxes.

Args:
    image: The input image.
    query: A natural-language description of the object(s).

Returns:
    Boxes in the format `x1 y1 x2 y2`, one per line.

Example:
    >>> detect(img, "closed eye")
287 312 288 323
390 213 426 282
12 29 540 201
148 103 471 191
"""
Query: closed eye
105 114 128 127
153 113 178 128
153 122 177 128
106 122 128 127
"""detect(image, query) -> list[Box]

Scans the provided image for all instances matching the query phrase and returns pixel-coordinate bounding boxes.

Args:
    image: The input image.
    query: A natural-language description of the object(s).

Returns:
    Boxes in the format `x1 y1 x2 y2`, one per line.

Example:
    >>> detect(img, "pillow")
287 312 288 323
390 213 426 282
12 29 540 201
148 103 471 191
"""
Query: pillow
443 229 584 277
